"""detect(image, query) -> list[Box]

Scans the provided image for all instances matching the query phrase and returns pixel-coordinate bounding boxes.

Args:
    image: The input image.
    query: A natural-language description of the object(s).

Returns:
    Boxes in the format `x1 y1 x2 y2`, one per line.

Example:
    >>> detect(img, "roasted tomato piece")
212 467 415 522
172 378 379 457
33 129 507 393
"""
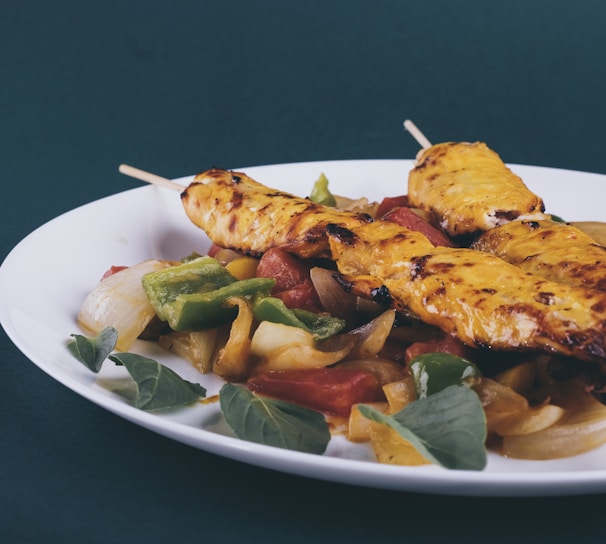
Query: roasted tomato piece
405 333 472 364
273 280 322 313
382 207 454 247
257 247 310 290
256 248 321 311
376 195 410 218
247 367 385 417
207 243 221 257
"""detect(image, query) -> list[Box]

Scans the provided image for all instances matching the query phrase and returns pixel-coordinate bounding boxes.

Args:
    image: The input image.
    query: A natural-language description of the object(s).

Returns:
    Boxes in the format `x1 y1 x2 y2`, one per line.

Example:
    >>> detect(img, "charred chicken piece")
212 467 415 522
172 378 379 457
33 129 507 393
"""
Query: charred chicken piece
181 168 372 259
408 142 547 237
327 220 606 364
472 219 606 291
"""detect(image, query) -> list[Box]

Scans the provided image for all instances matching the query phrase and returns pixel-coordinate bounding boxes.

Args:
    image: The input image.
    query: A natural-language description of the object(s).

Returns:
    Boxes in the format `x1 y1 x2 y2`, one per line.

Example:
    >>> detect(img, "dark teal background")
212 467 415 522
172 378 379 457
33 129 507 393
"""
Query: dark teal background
2 1 606 542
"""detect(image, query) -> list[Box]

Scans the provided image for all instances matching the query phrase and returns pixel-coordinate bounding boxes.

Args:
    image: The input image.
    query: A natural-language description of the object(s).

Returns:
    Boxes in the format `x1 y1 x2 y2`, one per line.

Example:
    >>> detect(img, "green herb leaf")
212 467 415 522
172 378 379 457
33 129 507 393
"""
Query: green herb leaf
219 383 331 454
68 326 118 372
359 385 487 470
109 352 206 411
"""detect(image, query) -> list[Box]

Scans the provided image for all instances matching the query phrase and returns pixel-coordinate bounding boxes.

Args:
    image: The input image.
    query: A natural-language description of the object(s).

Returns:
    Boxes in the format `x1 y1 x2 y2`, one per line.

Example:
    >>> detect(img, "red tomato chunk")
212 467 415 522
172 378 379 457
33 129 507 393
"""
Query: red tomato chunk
207 243 222 257
247 367 385 417
375 195 410 218
382 207 454 247
256 247 322 312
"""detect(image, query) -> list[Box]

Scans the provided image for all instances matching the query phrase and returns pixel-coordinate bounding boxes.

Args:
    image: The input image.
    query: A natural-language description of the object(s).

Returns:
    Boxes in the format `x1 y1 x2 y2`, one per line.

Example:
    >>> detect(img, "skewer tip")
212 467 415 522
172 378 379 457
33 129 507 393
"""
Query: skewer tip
118 163 186 192
403 119 432 149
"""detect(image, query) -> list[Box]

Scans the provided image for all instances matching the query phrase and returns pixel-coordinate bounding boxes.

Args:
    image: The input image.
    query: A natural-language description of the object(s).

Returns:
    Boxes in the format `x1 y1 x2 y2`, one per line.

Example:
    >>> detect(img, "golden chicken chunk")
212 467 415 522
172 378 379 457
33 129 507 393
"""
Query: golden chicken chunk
181 168 372 258
408 142 547 237
180 167 606 364
327 220 606 364
472 219 606 291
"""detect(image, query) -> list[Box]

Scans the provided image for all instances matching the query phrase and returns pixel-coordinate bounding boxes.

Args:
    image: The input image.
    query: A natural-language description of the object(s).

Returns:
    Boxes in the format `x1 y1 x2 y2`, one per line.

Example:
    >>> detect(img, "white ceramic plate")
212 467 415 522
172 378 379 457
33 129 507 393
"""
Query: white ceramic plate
3 159 606 497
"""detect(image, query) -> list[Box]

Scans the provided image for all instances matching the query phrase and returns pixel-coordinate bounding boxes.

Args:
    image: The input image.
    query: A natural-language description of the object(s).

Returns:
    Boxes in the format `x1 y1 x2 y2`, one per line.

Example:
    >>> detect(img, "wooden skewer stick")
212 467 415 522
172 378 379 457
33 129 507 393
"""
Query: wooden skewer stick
403 119 432 149
122 121 431 192
119 163 185 192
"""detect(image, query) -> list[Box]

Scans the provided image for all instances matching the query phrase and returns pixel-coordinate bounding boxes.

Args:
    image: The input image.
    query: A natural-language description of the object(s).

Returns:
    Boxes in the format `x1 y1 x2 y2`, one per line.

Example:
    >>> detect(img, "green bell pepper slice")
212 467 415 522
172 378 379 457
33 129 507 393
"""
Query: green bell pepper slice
142 256 275 330
252 296 345 341
409 352 481 399
309 173 337 207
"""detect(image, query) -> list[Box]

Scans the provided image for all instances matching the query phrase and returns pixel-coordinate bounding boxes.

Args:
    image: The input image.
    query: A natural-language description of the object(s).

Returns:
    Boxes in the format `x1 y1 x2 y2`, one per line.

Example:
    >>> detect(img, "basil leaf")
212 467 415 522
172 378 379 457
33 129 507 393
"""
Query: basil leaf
109 352 206 411
68 326 118 372
219 383 331 454
359 385 487 471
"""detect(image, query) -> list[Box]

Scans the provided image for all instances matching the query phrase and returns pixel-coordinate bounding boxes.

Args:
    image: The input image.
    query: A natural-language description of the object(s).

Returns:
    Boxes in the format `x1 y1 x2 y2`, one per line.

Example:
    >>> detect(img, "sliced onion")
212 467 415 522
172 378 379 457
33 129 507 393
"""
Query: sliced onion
354 297 386 321
159 304 255 379
309 266 356 319
369 423 431 466
310 266 386 324
347 309 396 358
492 361 538 394
251 321 356 371
473 377 531 434
213 297 255 381
382 377 417 413
474 377 529 413
250 321 315 356
158 328 220 373
212 247 244 266
78 260 171 350
491 404 565 437
569 221 606 246
503 381 606 459
348 402 389 442
333 195 379 217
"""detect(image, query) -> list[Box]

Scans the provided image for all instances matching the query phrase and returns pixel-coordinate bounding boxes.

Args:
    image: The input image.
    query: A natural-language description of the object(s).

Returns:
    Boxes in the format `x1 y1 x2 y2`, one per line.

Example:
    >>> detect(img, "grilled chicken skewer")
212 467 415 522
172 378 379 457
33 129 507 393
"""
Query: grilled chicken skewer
181 168 372 259
472 219 606 291
402 123 606 292
121 163 606 364
407 141 548 237
326 220 606 364
181 167 606 364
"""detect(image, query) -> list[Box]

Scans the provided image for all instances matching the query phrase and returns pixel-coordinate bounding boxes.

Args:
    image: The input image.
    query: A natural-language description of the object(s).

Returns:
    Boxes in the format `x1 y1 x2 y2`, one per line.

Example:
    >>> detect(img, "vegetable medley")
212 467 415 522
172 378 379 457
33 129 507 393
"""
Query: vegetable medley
70 173 606 471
